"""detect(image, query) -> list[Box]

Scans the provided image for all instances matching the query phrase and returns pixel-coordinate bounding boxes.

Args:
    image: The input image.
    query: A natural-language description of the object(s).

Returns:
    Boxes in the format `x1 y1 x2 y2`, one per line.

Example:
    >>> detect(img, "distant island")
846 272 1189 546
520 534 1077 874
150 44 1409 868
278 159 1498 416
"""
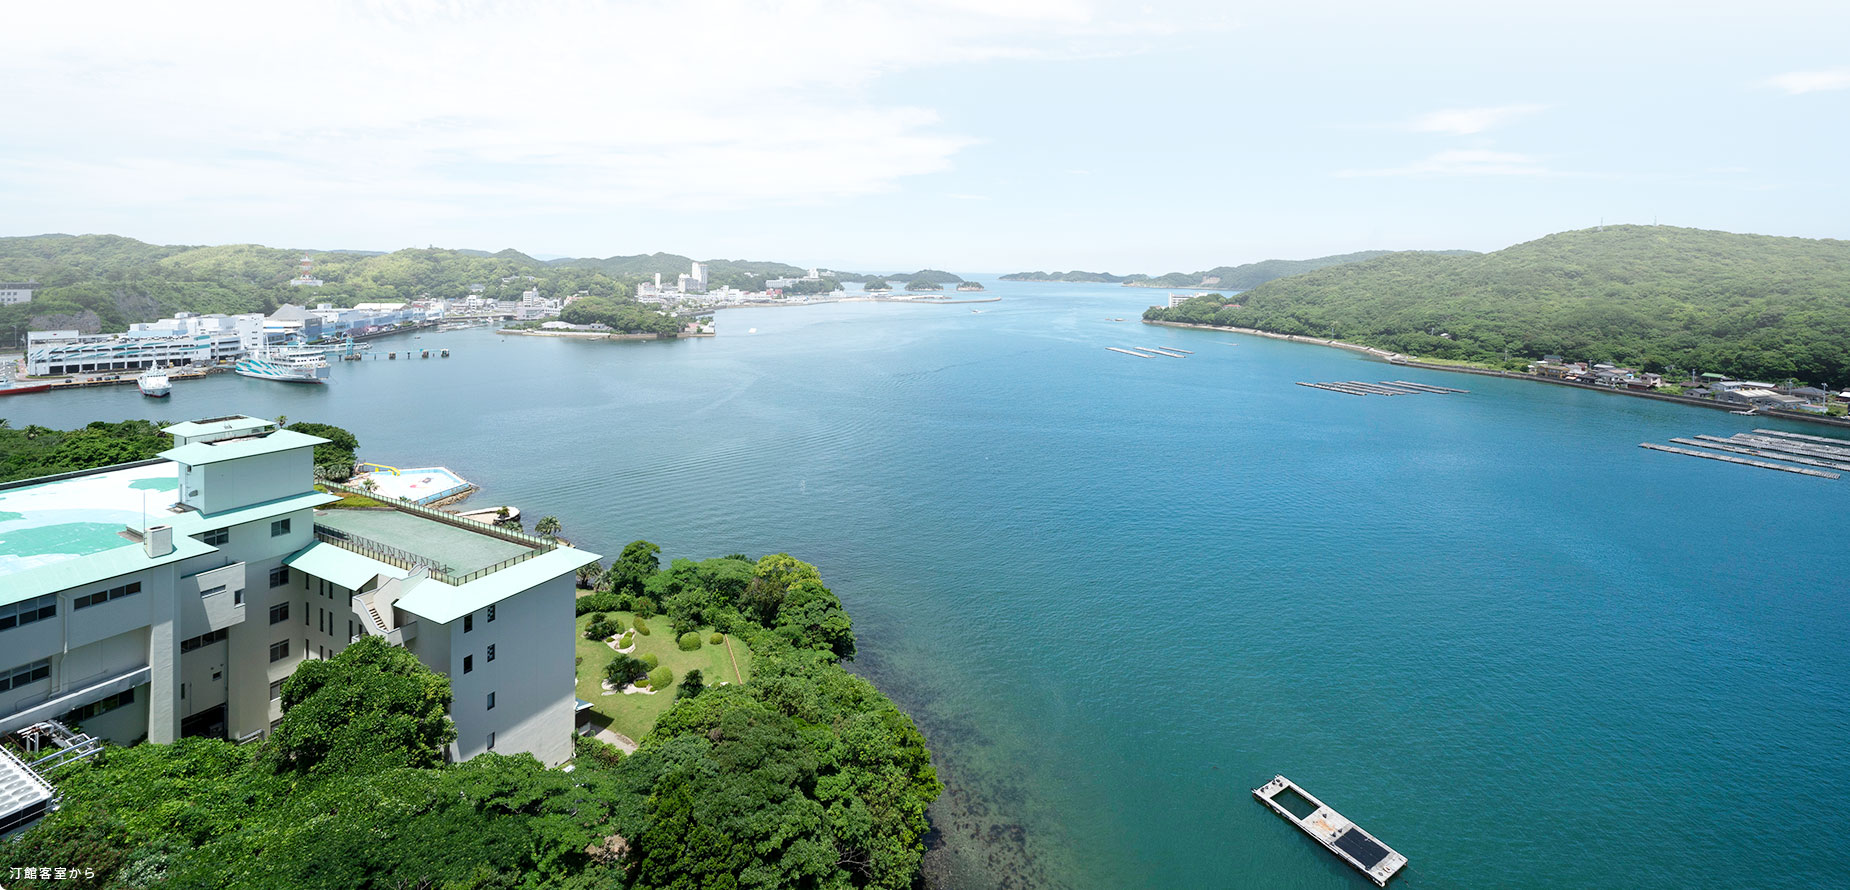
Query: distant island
1003 250 1478 290
1141 225 1850 385
955 281 986 292
863 278 892 292
905 279 944 291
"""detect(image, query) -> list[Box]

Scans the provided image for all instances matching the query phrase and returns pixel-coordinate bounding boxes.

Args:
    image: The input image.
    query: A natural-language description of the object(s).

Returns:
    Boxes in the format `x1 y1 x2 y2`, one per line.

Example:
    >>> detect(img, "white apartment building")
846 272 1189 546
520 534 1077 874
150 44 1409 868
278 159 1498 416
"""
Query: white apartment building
0 282 36 306
0 416 597 767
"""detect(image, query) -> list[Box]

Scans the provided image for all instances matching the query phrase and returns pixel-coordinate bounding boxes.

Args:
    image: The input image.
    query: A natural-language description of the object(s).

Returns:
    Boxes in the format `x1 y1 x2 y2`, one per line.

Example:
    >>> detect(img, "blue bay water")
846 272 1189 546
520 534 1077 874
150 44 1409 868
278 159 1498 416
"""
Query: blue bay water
11 280 1849 888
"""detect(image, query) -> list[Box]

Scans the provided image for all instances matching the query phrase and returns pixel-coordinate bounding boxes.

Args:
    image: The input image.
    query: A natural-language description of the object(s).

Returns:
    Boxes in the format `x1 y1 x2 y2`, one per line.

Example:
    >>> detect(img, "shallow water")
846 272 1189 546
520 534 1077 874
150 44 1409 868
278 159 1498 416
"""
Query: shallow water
13 279 1849 888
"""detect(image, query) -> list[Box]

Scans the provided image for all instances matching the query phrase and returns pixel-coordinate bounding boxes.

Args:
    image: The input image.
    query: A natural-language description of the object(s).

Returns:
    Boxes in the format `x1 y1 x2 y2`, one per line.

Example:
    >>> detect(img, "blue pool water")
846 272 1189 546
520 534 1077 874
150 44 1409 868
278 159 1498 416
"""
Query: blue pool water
12 279 1849 889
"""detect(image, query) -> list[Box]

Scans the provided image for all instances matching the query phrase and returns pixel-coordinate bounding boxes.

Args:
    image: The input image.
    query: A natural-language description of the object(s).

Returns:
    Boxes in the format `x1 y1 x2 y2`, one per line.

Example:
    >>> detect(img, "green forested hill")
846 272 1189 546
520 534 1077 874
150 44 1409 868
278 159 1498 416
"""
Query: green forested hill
1143 226 1850 384
550 253 806 289
1001 250 1476 289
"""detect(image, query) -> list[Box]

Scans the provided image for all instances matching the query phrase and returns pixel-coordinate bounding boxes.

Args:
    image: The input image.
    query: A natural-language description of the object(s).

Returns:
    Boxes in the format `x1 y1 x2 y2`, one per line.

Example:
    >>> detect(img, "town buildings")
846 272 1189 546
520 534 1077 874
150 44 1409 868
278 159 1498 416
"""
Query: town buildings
0 282 37 306
0 416 597 767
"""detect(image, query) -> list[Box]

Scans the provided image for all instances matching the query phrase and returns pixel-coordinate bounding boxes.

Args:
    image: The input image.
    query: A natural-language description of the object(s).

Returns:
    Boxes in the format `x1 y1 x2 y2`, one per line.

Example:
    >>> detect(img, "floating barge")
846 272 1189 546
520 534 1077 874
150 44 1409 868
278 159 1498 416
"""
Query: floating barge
1253 775 1407 887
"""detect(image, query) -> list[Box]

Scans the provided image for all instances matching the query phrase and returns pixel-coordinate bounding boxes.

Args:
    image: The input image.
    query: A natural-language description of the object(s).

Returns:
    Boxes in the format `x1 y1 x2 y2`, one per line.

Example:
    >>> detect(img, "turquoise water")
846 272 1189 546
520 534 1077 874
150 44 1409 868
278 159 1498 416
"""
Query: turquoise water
11 281 1849 888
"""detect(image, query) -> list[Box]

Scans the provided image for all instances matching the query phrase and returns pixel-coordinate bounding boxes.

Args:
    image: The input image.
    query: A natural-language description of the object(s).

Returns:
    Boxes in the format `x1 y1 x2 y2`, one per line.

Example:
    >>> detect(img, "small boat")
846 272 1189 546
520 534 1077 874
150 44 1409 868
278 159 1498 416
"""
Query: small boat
0 364 51 397
137 368 172 398
235 345 331 384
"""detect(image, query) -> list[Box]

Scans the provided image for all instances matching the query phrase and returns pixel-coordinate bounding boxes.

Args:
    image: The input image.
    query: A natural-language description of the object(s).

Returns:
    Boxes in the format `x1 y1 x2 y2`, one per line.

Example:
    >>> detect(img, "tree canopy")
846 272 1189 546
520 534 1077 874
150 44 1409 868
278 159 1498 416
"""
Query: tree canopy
1143 225 1850 384
0 419 170 483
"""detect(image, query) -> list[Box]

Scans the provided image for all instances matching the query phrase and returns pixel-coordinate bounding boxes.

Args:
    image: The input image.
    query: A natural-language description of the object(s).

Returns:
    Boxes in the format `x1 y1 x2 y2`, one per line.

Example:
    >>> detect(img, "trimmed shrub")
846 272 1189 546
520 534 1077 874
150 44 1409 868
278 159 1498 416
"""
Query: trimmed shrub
633 596 657 619
641 653 659 670
709 632 724 645
605 654 646 687
575 592 619 615
677 632 702 651
632 617 651 635
647 666 673 690
618 632 634 648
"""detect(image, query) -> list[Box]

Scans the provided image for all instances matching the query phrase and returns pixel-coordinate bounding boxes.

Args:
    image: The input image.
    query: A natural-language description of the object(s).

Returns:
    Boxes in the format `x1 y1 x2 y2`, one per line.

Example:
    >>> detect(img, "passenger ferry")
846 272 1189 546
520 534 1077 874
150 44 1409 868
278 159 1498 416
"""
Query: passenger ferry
137 368 172 397
234 345 331 384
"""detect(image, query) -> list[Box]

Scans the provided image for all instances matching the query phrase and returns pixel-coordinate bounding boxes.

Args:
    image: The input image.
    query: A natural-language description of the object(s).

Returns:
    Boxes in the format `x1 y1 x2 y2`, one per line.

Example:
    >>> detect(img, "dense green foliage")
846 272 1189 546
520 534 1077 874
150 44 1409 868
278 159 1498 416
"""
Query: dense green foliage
556 295 682 334
549 253 805 291
999 269 1148 283
890 269 964 284
780 277 842 295
904 279 943 291
5 549 940 890
284 421 359 481
863 278 892 291
0 419 170 482
1143 226 1850 384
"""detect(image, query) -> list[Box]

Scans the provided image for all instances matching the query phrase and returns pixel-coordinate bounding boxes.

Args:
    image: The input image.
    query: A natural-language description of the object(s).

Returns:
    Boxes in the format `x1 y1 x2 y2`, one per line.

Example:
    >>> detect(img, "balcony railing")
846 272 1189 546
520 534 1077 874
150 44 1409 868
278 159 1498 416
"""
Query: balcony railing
312 480 561 586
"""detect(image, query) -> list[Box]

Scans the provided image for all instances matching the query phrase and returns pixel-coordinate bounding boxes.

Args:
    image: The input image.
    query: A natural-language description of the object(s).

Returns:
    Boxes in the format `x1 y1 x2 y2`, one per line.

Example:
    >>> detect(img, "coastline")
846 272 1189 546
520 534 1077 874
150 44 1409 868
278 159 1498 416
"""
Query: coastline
712 295 1001 309
1144 319 1850 431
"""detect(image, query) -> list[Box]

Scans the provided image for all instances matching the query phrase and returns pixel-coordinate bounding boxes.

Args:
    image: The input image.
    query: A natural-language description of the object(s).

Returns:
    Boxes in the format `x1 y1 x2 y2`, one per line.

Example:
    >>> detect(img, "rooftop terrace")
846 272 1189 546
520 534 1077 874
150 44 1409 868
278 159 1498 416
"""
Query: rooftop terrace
312 507 537 578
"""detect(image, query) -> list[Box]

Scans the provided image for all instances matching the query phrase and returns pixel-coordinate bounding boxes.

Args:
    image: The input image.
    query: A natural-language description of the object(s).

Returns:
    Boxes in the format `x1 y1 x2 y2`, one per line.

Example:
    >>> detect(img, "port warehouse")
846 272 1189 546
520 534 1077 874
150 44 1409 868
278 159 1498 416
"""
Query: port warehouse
21 301 441 376
0 416 598 797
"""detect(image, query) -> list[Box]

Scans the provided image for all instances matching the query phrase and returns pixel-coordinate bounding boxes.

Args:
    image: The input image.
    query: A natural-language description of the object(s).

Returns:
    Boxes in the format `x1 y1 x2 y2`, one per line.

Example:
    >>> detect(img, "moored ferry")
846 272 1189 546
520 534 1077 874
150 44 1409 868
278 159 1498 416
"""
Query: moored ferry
234 345 331 384
137 368 172 397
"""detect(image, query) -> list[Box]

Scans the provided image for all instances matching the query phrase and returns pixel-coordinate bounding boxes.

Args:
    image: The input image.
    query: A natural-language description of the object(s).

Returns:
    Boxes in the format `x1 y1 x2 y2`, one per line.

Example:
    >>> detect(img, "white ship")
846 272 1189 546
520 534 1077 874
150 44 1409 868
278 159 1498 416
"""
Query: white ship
234 345 331 384
136 368 172 398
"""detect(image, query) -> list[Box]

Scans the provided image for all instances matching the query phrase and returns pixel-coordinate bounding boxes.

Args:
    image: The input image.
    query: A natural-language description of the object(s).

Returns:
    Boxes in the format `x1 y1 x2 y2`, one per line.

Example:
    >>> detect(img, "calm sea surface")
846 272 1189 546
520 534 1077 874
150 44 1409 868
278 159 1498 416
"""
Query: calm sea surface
11 280 1849 889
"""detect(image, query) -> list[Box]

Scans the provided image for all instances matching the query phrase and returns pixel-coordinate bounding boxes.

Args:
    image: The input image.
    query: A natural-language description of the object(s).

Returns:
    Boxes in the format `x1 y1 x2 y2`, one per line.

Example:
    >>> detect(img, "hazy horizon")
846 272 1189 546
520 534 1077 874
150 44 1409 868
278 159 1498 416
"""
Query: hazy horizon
4 1 1847 270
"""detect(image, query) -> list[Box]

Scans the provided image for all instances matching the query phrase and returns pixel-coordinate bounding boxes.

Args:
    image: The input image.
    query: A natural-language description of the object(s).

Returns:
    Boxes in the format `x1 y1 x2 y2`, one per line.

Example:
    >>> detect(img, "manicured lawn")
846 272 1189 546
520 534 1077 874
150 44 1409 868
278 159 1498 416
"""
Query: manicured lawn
573 611 751 744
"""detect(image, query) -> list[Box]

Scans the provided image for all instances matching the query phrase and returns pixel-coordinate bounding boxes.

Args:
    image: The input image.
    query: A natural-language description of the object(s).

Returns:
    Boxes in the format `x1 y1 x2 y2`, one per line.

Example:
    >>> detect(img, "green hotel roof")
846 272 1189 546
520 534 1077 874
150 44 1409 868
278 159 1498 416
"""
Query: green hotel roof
394 545 602 624
285 542 408 591
0 459 336 604
159 429 329 466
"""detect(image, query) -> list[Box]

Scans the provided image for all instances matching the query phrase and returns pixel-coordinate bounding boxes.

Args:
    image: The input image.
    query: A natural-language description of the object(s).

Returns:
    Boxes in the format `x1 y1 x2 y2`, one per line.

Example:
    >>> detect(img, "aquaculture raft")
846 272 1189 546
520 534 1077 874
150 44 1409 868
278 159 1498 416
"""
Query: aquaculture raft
1253 775 1407 886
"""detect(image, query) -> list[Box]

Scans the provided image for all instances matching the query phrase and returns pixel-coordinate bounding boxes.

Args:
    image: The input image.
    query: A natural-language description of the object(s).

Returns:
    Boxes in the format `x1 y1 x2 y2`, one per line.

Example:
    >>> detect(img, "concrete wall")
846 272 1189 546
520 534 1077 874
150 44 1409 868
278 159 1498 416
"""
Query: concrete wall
191 448 315 515
432 575 575 766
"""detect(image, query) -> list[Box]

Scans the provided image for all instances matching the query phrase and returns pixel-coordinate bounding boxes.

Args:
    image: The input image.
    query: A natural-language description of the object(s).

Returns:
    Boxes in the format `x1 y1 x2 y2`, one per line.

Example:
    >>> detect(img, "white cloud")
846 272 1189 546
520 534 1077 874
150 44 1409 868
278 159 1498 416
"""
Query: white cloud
1337 149 1554 178
1763 67 1850 94
1407 104 1547 135
0 0 1172 235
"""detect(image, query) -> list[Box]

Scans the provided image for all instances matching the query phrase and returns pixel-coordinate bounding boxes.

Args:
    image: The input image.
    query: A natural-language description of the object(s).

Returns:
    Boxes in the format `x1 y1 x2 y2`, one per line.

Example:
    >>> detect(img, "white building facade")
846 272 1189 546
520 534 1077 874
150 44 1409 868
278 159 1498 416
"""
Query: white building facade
0 416 595 766
0 282 36 306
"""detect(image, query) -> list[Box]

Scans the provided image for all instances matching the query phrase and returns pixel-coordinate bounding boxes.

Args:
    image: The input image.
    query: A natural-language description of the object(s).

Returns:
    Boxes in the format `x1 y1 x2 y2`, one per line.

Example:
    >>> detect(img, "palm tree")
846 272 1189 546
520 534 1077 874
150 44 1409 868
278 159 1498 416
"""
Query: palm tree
576 561 604 591
535 515 562 539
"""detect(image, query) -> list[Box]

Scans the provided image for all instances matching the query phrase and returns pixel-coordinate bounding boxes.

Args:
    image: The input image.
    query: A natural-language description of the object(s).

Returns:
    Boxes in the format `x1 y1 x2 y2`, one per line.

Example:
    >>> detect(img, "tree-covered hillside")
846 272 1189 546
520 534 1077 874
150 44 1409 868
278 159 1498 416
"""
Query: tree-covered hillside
0 235 825 346
1002 250 1477 288
1143 226 1850 384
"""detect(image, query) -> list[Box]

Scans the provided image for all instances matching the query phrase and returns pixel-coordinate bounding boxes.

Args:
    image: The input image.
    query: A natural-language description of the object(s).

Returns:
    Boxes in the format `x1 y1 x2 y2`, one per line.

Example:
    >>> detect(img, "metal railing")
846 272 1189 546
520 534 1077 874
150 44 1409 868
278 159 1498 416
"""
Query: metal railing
318 479 559 550
313 526 446 575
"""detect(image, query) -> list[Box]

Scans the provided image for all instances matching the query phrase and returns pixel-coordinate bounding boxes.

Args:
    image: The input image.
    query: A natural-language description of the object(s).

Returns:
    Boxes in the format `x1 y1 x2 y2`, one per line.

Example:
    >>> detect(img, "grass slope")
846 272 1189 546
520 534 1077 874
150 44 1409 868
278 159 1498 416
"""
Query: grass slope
574 611 750 743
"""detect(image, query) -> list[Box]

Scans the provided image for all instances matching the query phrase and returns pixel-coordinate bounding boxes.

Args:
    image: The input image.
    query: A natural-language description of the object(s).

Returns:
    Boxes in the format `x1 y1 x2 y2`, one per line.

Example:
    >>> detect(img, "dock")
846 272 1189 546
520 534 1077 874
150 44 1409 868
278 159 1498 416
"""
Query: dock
1253 776 1407 887
1639 443 1839 479
1138 347 1189 357
1385 380 1468 394
1753 428 1850 449
1672 438 1850 472
1106 347 1152 358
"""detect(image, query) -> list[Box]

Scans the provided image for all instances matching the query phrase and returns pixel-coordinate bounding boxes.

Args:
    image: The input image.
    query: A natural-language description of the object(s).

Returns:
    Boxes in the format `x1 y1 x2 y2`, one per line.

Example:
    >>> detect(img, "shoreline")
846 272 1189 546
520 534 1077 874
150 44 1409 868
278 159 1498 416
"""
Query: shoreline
1144 319 1850 431
502 329 714 340
713 295 1001 309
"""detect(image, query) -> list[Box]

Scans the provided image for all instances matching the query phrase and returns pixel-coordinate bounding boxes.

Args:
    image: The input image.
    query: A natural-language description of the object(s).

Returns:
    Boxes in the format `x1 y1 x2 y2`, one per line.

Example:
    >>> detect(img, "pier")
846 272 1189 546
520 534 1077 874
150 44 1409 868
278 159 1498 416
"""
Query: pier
1106 347 1152 358
1253 776 1407 887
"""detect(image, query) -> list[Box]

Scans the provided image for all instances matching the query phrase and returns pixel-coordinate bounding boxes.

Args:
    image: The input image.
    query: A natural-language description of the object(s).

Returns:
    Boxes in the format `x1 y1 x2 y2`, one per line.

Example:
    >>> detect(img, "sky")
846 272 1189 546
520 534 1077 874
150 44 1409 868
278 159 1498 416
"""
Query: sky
3 0 1847 272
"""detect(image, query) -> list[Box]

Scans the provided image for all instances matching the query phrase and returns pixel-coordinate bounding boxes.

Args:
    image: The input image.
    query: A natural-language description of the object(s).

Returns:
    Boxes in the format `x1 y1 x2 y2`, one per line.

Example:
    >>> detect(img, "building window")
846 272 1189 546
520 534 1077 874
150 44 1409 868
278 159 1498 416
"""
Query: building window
463 655 473 674
0 658 52 692
487 731 495 750
0 593 56 631
269 566 291 588
235 589 243 606
202 527 230 546
74 581 142 610
179 628 228 652
486 605 495 623
271 518 291 537
486 644 495 663
62 688 134 724
269 679 284 701
463 614 473 633
486 691 496 711
269 640 290 663
269 602 290 624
